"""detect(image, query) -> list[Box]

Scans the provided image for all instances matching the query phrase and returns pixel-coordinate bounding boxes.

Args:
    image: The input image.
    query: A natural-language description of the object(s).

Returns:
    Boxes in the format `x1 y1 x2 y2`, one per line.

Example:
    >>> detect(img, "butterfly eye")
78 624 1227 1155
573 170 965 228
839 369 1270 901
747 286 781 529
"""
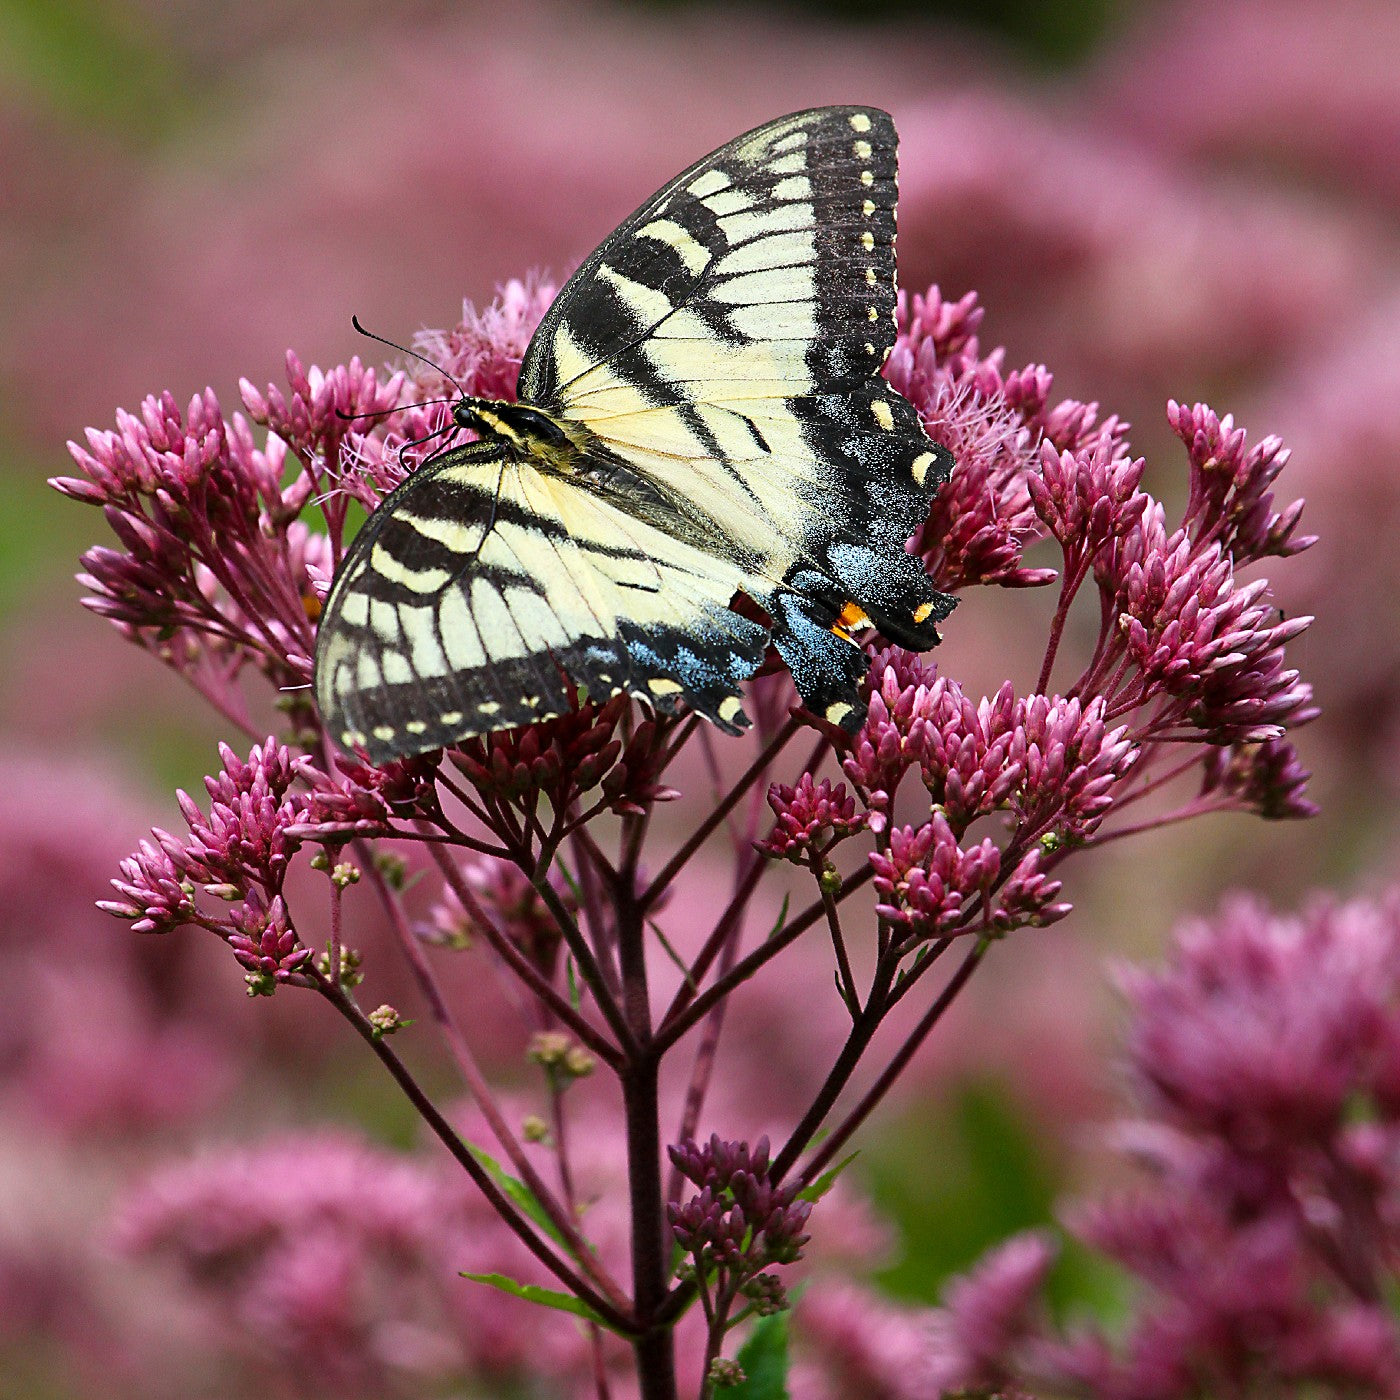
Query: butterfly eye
452 399 482 431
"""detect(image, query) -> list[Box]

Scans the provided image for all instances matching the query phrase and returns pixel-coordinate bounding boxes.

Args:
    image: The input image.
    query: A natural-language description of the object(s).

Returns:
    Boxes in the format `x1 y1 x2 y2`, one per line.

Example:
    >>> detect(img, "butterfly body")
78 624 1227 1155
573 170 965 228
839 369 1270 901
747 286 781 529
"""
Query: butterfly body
317 107 955 764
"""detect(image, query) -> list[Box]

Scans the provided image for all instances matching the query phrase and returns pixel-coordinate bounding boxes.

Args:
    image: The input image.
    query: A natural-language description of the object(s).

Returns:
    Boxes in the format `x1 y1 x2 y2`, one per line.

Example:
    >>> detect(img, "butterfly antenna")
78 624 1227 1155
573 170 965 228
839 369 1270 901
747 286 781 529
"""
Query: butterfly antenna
334 394 459 424
399 420 458 454
351 314 469 398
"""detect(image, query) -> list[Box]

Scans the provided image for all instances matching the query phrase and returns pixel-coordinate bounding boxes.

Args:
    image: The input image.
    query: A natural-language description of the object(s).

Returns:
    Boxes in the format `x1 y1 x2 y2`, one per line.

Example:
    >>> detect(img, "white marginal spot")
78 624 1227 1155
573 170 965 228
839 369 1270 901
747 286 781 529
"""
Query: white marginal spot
912 452 937 485
406 720 427 735
688 168 730 198
826 701 855 725
440 711 462 726
872 400 894 430
718 695 744 723
637 218 710 275
863 199 875 216
703 188 752 218
648 678 683 696
853 139 872 160
864 342 876 355
865 267 877 286
861 231 875 250
478 700 501 715
372 725 395 743
861 170 874 187
772 176 812 201
867 306 879 322
849 113 872 133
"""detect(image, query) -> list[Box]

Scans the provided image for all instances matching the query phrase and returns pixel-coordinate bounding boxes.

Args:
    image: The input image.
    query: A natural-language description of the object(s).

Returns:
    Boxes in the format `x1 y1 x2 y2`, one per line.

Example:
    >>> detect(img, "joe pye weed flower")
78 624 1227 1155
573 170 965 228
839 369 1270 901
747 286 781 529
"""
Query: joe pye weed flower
56 271 1316 1398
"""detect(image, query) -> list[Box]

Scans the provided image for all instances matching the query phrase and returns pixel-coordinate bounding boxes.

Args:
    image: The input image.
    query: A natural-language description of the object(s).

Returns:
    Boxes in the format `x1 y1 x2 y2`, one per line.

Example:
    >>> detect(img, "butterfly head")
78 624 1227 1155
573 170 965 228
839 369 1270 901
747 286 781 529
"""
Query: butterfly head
452 398 591 475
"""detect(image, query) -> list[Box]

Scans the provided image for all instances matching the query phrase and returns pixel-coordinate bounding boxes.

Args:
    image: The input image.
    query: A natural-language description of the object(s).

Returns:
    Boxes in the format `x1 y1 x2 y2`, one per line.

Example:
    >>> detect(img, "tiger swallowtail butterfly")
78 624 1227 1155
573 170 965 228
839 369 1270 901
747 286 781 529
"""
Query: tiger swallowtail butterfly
316 106 956 763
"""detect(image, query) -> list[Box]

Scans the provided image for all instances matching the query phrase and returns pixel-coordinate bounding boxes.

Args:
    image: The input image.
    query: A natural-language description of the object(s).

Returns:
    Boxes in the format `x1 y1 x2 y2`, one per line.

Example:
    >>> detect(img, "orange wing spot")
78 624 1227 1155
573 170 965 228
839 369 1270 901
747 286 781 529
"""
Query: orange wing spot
832 601 870 641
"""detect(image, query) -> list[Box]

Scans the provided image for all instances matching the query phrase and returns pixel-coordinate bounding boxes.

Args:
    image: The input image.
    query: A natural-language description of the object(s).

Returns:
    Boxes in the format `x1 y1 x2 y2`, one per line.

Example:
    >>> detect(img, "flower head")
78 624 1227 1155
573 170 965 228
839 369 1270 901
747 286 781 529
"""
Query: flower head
758 775 867 863
669 1135 812 1276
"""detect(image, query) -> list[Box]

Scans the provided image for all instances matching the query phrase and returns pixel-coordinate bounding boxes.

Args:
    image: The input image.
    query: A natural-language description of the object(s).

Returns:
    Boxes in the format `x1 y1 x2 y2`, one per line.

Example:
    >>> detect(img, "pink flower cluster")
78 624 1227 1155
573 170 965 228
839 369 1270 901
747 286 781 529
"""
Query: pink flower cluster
56 275 1320 1397
113 1129 589 1396
924 892 1400 1399
757 300 1318 959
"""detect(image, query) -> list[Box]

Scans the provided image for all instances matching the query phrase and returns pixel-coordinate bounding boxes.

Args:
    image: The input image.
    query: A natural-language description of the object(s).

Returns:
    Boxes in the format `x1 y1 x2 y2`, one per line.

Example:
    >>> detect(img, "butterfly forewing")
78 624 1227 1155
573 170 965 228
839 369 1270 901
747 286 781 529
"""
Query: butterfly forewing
521 107 953 712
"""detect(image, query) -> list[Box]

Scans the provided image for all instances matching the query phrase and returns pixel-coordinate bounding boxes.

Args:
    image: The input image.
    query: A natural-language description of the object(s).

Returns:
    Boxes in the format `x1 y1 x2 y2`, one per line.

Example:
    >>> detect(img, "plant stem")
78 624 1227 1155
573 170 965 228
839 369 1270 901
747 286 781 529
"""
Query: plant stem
798 937 990 1186
616 878 677 1400
1037 557 1085 694
638 718 799 910
665 849 764 1204
357 845 627 1309
656 865 874 1052
317 979 635 1334
533 866 639 1057
428 843 623 1066
768 953 897 1183
812 851 860 1018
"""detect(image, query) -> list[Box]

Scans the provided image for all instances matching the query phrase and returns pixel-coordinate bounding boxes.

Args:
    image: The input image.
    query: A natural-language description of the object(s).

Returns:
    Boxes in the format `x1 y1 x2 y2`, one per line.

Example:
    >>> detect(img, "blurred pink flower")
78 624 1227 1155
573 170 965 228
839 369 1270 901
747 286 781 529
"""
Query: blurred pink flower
790 1282 944 1400
115 1128 598 1396
0 750 239 1135
925 890 1400 1399
1100 0 1400 213
895 89 1378 415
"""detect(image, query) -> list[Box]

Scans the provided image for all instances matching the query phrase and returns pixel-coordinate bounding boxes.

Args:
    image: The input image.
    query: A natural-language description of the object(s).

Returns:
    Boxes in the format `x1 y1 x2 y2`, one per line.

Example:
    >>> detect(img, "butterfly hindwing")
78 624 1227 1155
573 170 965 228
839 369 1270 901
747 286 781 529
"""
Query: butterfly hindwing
315 442 768 763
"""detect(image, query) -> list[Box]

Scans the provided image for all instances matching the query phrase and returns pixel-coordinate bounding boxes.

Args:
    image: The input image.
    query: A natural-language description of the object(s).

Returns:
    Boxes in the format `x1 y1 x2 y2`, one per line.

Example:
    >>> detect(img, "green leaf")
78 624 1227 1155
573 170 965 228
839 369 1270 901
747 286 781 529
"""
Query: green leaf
797 1151 859 1204
728 1311 790 1399
650 918 699 994
552 854 584 903
467 1144 573 1255
460 1272 614 1329
764 892 792 942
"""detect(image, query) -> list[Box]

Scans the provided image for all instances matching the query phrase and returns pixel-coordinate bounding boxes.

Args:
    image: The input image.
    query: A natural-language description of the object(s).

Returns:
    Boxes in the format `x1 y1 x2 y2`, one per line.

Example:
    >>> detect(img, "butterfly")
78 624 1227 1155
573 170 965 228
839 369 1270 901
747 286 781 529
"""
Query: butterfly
315 106 955 765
